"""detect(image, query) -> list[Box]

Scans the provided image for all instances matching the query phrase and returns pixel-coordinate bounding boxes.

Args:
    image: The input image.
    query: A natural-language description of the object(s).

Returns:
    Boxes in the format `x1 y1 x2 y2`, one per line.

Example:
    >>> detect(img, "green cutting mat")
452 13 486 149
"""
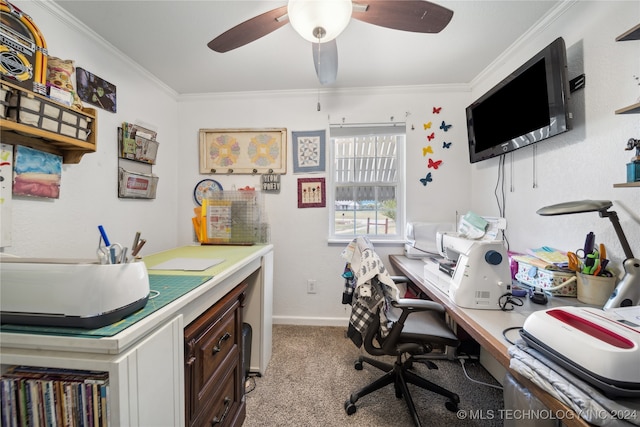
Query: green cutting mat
0 275 212 338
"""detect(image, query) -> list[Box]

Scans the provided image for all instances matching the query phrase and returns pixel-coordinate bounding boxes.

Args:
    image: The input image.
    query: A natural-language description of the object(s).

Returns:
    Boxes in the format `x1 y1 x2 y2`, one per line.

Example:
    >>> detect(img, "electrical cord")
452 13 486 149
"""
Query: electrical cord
244 373 261 394
498 293 523 311
502 326 523 345
459 359 503 390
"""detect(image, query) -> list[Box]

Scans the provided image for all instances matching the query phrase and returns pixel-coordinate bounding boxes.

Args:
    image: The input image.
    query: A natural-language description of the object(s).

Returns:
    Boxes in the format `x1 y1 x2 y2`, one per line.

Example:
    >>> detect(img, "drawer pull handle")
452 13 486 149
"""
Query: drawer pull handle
211 396 231 426
212 332 231 354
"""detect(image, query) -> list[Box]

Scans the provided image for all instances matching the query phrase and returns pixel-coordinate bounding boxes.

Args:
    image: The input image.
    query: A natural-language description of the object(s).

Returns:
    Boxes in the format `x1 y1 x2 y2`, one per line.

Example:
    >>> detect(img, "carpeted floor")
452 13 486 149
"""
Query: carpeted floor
243 325 504 426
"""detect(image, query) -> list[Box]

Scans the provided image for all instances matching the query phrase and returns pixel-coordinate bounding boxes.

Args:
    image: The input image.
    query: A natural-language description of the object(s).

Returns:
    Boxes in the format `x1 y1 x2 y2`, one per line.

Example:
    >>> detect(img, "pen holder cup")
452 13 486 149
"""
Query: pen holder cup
576 273 617 306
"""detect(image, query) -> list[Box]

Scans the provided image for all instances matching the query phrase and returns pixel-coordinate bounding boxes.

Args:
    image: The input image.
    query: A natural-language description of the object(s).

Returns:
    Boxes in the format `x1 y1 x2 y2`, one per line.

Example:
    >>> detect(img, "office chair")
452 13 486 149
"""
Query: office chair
342 240 460 427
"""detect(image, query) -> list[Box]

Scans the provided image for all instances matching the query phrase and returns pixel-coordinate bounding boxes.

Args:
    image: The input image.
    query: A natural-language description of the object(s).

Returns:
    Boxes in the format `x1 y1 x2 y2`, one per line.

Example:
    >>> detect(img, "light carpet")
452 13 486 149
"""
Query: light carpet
243 325 504 426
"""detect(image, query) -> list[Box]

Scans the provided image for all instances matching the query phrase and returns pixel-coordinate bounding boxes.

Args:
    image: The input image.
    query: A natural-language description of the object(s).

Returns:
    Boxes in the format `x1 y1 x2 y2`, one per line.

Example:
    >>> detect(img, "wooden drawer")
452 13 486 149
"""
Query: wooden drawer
193 360 246 427
185 283 247 427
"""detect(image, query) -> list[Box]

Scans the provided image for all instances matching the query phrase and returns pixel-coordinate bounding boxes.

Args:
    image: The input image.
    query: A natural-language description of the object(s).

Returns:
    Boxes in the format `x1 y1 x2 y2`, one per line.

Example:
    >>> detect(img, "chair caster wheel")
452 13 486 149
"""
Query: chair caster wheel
354 361 363 370
445 401 458 412
344 400 357 415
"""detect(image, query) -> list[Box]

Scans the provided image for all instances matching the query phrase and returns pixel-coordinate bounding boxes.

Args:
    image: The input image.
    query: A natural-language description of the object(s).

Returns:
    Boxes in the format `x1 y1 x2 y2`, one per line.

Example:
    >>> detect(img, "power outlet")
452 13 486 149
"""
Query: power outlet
307 279 317 294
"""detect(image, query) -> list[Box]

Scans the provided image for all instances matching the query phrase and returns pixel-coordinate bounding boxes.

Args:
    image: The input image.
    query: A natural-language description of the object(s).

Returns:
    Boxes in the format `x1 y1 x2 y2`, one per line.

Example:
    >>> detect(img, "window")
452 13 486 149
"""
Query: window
329 124 405 240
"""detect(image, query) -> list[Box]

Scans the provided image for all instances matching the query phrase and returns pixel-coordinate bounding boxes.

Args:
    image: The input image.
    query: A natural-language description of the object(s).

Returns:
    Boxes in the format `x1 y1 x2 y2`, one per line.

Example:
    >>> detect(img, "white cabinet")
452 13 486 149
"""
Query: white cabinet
0 245 273 426
120 315 184 426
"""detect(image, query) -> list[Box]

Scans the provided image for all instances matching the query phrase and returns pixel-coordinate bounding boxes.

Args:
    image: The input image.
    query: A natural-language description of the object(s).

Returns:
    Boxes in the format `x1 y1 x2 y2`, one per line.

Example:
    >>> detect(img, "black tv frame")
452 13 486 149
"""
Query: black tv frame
466 37 571 164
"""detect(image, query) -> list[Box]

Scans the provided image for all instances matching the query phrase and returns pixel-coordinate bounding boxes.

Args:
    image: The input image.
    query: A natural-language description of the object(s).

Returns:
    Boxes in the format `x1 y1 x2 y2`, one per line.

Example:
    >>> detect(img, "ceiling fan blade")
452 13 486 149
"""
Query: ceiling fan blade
352 0 453 33
208 5 289 52
312 40 338 85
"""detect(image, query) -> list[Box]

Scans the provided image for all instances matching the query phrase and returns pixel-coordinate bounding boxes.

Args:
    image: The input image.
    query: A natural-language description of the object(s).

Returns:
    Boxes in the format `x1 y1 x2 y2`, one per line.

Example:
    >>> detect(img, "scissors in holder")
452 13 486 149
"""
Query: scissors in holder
582 250 600 275
573 248 587 259
97 242 124 264
566 251 581 272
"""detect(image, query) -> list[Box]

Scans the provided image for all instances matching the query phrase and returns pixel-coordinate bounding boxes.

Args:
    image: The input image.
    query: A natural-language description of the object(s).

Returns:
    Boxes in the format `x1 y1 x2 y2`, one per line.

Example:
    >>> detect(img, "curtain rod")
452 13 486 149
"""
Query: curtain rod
328 122 406 128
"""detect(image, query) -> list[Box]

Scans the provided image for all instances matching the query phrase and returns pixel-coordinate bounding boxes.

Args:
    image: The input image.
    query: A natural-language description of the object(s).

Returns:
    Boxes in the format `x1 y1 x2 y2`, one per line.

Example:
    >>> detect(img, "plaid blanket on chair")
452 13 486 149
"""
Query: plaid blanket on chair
341 237 399 347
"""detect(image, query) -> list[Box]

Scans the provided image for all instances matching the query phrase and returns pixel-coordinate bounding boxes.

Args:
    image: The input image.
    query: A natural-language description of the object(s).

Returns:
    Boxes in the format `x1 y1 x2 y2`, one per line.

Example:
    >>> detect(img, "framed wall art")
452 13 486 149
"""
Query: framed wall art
199 128 287 174
297 177 326 208
13 146 62 199
292 130 325 173
76 67 117 113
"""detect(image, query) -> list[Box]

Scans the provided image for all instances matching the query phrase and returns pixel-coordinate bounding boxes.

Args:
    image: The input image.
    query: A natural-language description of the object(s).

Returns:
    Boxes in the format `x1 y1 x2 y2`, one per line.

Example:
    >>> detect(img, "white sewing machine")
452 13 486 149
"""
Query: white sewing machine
436 232 512 309
404 222 454 259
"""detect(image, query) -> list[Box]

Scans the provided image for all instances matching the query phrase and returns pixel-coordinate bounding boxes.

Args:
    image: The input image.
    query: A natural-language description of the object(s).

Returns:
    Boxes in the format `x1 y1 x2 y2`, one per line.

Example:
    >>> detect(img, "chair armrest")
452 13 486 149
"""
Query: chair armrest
391 275 410 283
392 298 445 314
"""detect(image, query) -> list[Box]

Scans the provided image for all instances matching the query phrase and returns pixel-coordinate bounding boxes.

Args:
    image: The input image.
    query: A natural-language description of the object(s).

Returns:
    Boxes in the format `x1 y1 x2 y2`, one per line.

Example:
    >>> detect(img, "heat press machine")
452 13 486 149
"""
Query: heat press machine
0 258 150 328
521 306 640 397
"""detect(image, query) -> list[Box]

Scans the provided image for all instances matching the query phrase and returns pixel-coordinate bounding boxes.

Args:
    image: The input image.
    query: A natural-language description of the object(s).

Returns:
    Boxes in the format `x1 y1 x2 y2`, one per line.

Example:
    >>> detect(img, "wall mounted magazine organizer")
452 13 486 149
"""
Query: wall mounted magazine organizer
117 123 159 199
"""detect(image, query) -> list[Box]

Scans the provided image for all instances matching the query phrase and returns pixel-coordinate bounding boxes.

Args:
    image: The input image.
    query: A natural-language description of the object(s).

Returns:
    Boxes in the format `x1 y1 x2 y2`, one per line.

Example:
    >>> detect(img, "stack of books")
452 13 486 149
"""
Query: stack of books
1 365 110 426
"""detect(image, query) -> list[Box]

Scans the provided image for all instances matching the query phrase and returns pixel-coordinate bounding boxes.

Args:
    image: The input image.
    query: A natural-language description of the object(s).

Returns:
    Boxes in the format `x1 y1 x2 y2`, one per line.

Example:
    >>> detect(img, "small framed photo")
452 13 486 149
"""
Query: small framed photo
297 177 325 208
292 130 325 173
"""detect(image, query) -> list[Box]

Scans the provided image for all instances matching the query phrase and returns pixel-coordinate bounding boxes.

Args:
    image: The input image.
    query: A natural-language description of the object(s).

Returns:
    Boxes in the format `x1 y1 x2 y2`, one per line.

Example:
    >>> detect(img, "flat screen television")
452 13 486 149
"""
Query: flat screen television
466 37 571 163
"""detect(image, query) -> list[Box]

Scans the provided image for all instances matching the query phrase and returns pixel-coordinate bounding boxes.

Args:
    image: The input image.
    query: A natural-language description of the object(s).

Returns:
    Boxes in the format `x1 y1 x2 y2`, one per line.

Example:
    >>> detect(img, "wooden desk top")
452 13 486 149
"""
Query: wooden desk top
389 254 591 427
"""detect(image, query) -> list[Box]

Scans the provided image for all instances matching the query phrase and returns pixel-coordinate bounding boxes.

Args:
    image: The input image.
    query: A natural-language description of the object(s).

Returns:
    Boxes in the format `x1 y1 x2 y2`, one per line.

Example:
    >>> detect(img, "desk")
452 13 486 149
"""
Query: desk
389 255 591 427
0 244 273 426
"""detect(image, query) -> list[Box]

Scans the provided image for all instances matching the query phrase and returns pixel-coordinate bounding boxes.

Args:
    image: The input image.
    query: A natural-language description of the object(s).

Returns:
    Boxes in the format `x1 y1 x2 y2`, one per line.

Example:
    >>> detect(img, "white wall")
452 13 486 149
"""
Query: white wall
3 1 638 326
2 2 180 258
470 1 639 277
177 87 472 325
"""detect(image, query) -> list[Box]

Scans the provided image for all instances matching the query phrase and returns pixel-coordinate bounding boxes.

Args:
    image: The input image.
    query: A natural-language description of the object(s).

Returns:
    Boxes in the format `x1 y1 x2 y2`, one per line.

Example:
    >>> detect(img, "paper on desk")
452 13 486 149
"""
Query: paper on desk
149 257 224 271
608 305 640 326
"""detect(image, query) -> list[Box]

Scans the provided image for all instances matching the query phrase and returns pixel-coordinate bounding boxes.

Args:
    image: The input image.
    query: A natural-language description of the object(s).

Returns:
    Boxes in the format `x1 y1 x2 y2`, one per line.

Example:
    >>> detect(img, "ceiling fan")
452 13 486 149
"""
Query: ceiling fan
207 0 454 85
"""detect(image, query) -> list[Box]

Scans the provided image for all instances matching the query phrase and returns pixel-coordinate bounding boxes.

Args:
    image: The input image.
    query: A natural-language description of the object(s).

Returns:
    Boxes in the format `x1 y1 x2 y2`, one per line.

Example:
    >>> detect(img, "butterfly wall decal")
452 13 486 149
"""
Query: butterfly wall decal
442 141 452 149
427 132 435 141
440 121 452 131
433 107 442 114
419 172 433 186
428 158 443 169
422 146 434 156
423 122 432 130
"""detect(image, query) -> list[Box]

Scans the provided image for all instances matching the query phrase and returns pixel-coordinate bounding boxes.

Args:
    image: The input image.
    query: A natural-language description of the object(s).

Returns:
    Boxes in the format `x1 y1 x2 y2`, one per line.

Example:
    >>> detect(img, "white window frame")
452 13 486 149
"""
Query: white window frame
328 124 406 243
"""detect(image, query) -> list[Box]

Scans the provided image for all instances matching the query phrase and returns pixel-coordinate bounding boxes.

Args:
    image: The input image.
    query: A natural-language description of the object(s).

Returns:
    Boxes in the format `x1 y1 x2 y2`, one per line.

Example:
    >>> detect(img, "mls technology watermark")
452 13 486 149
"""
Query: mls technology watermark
456 409 638 421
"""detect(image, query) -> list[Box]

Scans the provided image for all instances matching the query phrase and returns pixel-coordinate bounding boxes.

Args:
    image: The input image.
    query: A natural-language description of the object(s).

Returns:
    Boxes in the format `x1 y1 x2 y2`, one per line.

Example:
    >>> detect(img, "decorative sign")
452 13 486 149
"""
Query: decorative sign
262 174 281 193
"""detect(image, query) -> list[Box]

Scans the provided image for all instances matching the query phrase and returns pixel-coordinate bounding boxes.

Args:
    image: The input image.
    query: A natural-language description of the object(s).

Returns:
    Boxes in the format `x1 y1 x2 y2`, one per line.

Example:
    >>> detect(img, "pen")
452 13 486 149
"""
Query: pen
98 225 111 247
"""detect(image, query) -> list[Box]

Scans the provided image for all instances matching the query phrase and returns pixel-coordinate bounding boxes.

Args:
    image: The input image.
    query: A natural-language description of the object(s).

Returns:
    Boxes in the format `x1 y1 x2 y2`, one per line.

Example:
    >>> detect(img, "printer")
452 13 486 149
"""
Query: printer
431 215 511 310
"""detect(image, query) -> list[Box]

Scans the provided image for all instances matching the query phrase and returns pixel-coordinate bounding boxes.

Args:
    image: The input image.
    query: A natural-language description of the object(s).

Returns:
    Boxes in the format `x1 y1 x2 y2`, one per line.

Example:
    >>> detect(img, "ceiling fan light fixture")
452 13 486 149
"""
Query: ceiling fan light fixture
288 0 353 43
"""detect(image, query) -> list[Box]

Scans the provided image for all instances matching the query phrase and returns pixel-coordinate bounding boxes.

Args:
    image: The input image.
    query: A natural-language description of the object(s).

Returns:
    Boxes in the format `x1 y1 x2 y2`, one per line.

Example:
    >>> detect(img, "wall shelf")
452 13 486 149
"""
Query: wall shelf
0 80 97 164
613 24 640 188
0 117 97 163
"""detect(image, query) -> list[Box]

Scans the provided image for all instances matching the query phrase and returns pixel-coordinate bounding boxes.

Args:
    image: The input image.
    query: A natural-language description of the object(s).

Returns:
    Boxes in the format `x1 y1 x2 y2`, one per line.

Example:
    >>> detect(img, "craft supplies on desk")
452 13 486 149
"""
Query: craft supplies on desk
191 190 269 245
512 253 577 297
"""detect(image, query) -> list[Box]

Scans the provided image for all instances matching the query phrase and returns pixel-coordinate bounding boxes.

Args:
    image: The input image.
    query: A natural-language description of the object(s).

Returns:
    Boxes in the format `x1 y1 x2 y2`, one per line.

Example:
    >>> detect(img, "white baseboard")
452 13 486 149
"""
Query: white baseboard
272 315 349 327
